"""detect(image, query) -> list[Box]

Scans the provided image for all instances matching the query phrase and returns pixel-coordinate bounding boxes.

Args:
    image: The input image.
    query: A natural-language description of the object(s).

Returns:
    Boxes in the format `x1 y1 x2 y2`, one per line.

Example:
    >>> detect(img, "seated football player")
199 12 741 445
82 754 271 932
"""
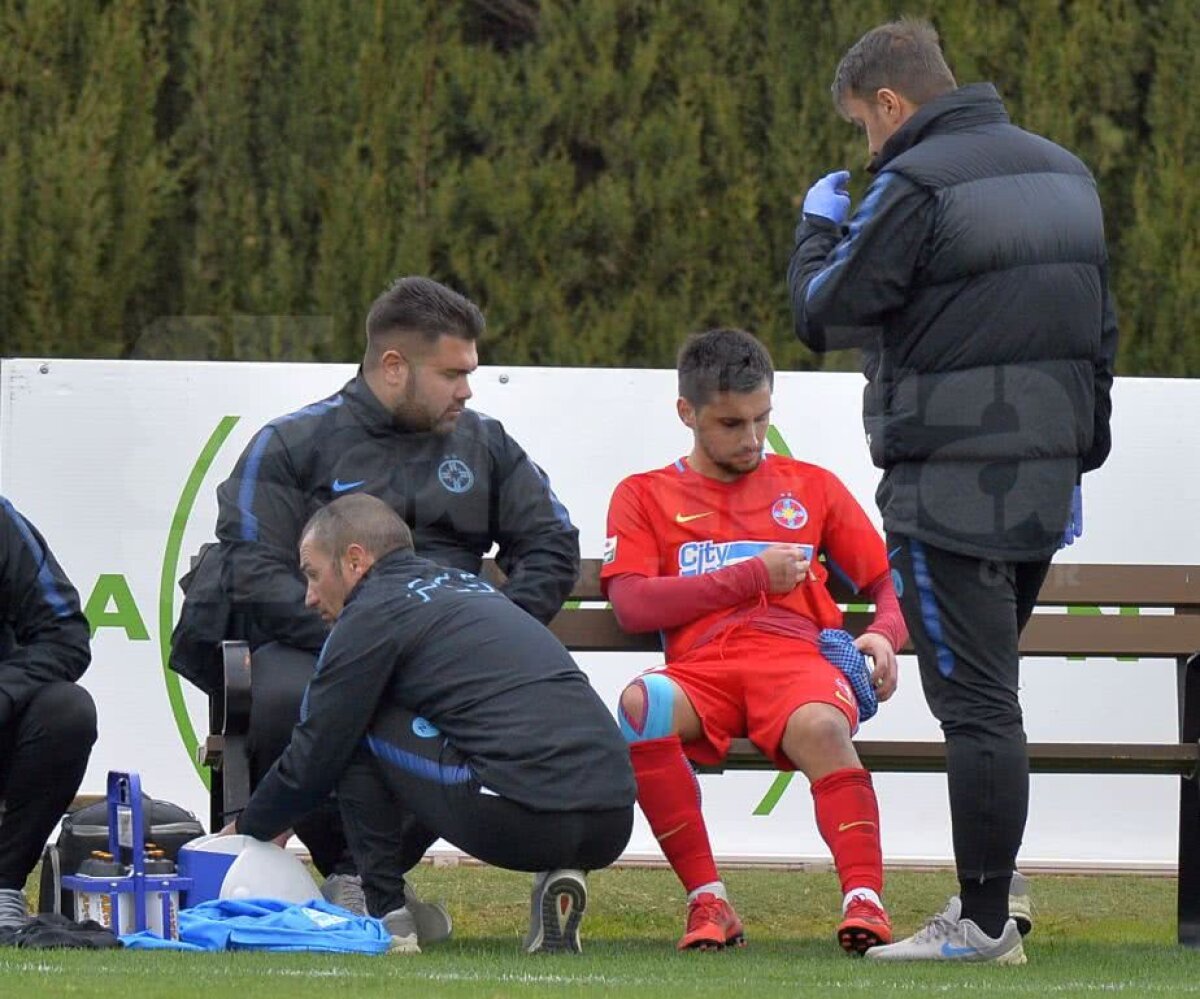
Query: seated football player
601 328 906 955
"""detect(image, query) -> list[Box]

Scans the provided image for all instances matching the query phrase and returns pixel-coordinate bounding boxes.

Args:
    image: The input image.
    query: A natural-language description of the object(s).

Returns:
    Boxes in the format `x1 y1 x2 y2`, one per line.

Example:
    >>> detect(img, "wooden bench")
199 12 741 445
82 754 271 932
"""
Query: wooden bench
199 558 1200 944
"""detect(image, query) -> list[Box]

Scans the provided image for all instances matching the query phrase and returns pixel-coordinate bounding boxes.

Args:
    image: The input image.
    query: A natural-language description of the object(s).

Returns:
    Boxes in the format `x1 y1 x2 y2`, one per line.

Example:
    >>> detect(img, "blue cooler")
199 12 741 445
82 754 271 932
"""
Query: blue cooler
176 834 320 907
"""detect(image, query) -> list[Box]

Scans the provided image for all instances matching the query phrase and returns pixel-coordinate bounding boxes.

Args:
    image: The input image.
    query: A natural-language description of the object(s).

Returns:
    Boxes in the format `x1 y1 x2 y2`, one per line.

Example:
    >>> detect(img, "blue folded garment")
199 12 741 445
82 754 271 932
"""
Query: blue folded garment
820 628 878 723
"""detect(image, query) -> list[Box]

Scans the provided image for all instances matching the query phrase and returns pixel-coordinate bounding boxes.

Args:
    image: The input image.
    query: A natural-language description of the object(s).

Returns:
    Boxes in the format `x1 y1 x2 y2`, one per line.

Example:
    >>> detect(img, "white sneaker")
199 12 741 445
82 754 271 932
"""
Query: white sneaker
402 882 453 945
524 869 587 954
1009 871 1033 937
320 873 367 916
0 889 28 931
866 897 1026 964
380 908 422 954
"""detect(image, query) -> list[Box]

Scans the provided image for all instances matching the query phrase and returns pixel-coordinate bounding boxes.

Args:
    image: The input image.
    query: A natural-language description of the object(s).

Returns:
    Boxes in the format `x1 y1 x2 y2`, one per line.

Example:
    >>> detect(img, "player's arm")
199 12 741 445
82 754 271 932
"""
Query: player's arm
490 428 581 624
215 425 330 652
818 472 907 700
0 501 91 728
788 171 932 351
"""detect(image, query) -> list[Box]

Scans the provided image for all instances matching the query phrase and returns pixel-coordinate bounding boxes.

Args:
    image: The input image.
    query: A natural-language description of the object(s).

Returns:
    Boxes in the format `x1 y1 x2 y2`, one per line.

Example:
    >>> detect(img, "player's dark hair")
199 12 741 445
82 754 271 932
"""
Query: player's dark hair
677 328 773 408
832 17 956 115
364 276 484 369
302 494 414 560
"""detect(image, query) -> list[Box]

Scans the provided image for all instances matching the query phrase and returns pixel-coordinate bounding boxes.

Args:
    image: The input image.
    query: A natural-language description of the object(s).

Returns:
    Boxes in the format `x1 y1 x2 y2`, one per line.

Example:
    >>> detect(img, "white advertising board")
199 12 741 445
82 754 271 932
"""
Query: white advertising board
0 359 1194 870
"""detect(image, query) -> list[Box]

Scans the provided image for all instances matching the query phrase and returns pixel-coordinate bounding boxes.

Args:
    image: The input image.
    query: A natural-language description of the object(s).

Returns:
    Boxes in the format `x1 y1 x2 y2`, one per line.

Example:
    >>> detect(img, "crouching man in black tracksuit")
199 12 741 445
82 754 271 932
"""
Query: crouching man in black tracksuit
225 494 635 954
0 498 96 930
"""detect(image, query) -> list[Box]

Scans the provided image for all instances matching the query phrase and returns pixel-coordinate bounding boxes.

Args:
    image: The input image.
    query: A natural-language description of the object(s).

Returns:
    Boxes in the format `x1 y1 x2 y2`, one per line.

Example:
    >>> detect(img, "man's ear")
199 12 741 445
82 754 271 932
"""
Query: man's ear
345 542 373 577
876 86 917 123
380 347 410 389
677 397 697 429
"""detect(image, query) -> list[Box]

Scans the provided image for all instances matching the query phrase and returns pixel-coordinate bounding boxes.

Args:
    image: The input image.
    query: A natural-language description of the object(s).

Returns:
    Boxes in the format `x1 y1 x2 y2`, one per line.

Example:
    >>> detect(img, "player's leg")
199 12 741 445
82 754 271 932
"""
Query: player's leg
618 669 744 950
749 637 889 955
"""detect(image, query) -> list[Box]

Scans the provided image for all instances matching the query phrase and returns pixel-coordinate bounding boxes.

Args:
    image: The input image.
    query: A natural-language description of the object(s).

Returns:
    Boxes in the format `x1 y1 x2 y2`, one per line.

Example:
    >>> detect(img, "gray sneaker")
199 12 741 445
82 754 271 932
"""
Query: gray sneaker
866 897 1026 964
321 873 367 917
524 869 587 954
402 882 453 945
1009 871 1033 937
380 908 421 954
0 889 28 931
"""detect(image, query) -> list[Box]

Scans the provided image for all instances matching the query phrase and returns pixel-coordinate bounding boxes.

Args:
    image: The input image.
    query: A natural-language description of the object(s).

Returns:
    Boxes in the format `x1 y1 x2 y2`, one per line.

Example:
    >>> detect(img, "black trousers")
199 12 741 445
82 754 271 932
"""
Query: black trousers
248 641 441 879
337 701 634 916
0 682 96 889
888 534 1051 883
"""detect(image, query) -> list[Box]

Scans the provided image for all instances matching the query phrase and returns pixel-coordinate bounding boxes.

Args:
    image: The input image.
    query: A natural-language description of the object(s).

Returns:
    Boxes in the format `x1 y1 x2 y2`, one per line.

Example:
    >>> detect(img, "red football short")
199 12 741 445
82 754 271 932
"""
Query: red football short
649 625 859 769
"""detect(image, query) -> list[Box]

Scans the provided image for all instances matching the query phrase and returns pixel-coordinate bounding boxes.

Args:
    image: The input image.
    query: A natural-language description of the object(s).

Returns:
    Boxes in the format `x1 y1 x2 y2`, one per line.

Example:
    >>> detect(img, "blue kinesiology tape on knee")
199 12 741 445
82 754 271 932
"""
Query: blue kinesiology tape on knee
618 673 676 742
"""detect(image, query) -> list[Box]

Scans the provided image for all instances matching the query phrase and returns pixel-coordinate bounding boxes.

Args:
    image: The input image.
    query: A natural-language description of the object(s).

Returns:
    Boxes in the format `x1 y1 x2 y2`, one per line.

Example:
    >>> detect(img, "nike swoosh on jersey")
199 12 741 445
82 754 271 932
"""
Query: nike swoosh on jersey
675 511 714 524
331 478 366 493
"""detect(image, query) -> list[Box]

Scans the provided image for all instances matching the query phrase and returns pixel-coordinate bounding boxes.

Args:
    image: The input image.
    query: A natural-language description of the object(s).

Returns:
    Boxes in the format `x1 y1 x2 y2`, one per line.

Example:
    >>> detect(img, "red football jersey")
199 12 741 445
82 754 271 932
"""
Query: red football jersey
601 453 889 661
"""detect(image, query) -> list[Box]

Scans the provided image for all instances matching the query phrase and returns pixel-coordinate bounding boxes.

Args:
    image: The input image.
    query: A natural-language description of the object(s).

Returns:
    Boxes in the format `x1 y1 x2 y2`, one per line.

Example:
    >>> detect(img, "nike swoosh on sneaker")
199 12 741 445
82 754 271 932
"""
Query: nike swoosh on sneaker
331 478 366 493
940 941 980 958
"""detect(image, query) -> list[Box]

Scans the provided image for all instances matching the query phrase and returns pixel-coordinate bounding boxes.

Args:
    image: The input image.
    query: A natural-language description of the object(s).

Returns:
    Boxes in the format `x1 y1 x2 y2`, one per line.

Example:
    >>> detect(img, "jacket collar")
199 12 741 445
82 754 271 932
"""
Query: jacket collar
871 83 1010 173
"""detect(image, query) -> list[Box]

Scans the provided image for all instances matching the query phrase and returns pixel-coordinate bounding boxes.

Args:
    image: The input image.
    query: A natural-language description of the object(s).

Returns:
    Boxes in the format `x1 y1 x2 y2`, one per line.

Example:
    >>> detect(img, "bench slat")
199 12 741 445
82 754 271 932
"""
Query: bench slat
549 606 1200 658
706 739 1198 776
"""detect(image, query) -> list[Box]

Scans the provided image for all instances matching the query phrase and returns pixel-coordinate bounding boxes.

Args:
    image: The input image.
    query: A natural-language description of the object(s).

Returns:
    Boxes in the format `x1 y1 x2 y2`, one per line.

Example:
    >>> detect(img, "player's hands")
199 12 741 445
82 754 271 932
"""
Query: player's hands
803 170 852 225
1059 484 1083 548
854 631 898 701
758 545 810 594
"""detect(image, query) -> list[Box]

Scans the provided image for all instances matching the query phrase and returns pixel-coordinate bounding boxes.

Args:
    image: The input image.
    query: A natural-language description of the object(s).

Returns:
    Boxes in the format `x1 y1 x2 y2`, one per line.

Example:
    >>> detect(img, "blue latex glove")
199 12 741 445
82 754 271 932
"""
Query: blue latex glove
1060 485 1083 548
803 170 852 225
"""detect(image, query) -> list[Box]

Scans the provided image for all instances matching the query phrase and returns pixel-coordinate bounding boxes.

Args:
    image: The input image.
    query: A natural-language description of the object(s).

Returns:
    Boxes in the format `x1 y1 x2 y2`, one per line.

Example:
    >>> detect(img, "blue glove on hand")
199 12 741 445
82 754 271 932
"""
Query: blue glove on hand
1060 485 1083 548
803 170 852 225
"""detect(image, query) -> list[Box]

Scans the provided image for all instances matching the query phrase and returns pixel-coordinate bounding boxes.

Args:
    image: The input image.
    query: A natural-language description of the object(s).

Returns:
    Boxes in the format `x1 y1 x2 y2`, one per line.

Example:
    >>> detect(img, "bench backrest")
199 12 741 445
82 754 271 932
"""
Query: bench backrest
486 559 1200 659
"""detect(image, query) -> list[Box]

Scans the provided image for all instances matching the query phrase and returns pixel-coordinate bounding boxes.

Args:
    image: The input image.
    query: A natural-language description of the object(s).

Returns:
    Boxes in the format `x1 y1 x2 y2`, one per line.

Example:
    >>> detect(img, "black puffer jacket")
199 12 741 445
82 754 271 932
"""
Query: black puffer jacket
789 84 1118 560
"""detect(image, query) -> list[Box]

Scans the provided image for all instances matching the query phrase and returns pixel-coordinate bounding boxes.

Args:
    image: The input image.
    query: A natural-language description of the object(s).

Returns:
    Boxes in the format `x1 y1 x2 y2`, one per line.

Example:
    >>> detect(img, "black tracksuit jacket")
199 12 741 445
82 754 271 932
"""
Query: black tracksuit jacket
789 84 1118 561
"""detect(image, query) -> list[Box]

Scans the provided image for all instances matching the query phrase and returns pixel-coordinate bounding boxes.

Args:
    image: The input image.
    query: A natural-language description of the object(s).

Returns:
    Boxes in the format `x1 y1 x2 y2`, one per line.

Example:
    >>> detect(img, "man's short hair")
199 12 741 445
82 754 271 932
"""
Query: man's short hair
832 17 957 114
302 494 414 560
677 328 774 409
364 276 485 366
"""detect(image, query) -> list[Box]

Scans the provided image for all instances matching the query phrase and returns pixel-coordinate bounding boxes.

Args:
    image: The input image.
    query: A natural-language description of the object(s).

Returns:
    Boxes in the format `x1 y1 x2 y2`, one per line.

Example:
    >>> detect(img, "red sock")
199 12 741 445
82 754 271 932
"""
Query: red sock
811 767 883 896
630 736 719 893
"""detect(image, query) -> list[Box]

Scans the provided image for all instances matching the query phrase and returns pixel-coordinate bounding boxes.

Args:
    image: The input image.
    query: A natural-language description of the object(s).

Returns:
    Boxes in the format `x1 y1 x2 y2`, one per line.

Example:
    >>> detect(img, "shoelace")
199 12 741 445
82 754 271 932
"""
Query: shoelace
329 875 366 915
688 896 731 930
0 891 27 924
908 910 959 944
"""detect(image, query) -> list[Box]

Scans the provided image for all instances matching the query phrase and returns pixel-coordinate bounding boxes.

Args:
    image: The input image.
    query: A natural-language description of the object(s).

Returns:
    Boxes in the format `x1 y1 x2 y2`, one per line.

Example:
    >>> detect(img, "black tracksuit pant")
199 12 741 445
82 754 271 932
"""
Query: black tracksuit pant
888 534 1051 885
337 701 634 917
0 683 96 890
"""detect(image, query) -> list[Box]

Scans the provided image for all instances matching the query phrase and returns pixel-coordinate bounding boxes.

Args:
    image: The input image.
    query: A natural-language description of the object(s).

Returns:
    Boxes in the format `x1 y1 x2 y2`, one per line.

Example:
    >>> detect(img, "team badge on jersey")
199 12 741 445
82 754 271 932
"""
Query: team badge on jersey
771 494 808 530
438 457 474 493
603 535 618 564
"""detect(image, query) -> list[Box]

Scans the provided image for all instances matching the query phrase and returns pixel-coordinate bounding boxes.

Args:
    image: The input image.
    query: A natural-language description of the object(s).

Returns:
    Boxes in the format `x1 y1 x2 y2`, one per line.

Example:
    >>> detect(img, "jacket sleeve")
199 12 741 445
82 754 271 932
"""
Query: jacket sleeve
237 599 404 839
1081 264 1119 473
0 500 91 727
788 171 933 352
215 425 329 652
489 428 581 625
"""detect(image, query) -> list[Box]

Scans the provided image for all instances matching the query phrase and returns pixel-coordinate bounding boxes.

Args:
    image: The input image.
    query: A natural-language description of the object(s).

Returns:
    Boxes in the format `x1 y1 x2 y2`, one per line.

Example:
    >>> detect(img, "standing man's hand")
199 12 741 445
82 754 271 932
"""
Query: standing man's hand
803 170 852 225
1059 485 1083 548
758 545 811 594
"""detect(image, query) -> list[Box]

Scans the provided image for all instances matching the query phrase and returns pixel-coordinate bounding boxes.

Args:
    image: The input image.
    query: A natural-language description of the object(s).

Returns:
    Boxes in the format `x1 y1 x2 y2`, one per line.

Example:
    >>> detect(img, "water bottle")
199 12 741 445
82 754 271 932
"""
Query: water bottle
143 848 181 939
73 852 133 934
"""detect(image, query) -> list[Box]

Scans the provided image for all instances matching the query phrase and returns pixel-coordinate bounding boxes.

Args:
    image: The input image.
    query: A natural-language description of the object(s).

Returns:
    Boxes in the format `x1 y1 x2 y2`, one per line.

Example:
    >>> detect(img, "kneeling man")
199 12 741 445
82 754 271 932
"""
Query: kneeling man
227 494 635 953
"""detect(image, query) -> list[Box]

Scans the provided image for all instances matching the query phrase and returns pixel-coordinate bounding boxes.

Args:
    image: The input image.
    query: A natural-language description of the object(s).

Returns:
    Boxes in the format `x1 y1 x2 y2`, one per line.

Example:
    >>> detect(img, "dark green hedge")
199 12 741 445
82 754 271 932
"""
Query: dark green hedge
1 1 1194 373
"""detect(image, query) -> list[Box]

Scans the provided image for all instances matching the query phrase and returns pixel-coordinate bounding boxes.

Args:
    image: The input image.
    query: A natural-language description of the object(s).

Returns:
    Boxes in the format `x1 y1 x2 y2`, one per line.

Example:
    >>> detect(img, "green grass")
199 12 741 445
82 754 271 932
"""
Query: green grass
5 866 1199 998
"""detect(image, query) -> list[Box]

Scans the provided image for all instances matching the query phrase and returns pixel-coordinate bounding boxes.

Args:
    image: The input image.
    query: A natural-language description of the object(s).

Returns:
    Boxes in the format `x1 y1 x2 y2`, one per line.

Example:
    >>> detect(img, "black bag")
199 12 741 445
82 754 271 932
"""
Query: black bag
37 795 205 918
169 542 232 695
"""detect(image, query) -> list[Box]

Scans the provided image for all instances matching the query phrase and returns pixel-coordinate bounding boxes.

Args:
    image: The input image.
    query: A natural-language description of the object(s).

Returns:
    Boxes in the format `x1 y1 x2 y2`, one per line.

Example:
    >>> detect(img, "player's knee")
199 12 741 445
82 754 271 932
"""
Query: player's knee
785 703 853 755
618 674 676 743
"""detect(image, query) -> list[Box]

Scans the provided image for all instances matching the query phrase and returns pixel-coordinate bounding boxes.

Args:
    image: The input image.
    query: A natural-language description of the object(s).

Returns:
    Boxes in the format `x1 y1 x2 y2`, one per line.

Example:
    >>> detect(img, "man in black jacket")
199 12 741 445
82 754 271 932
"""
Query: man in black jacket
203 276 580 936
788 19 1117 963
0 499 96 930
227 494 634 954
